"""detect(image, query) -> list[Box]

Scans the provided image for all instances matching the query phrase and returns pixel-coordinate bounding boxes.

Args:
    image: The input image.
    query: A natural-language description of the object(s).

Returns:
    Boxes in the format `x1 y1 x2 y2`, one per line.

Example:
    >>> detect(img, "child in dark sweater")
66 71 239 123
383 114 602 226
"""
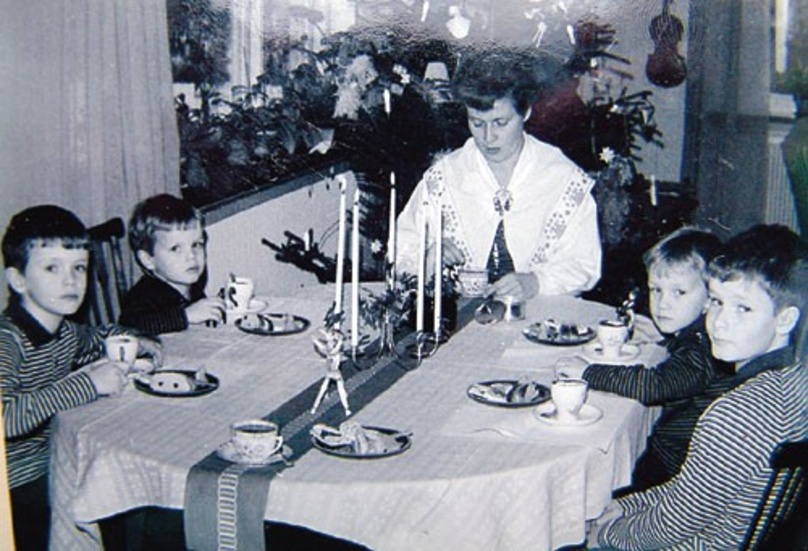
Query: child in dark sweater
557 227 728 490
119 194 224 335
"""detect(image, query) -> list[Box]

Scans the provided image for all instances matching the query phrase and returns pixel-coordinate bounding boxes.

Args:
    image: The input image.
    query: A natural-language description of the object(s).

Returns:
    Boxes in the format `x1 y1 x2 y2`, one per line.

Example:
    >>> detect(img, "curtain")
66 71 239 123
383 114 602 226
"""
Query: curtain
682 0 771 237
0 0 180 235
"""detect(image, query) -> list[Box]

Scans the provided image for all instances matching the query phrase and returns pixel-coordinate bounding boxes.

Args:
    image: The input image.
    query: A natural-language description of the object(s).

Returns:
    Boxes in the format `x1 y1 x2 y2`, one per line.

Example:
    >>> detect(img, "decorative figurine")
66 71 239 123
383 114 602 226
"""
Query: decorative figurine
311 325 351 416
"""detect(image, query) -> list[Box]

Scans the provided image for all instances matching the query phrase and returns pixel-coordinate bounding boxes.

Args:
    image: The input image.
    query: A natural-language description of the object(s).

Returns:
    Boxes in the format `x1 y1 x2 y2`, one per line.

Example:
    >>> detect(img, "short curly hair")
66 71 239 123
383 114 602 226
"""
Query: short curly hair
128 194 205 258
2 205 88 271
451 48 550 116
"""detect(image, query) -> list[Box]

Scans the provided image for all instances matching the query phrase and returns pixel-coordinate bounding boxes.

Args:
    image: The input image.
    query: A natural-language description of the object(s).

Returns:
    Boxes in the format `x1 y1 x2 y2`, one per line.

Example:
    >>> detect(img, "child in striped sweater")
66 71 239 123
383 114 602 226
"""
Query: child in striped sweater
0 205 158 551
592 224 808 549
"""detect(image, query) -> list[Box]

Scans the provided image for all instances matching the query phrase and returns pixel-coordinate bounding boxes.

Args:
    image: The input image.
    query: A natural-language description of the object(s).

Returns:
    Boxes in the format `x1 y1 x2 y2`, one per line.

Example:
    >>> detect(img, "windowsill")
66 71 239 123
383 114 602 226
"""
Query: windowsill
192 159 350 225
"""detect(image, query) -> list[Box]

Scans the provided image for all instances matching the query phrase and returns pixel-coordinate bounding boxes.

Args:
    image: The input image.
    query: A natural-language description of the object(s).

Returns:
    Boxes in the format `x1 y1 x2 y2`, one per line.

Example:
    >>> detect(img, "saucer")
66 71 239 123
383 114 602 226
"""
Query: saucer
581 343 641 364
227 298 268 317
533 402 603 427
215 440 287 466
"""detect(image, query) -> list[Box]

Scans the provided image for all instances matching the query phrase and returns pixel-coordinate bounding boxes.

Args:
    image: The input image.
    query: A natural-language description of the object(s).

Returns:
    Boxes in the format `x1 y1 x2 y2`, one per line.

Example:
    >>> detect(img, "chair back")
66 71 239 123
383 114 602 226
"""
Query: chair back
83 217 129 326
742 439 808 550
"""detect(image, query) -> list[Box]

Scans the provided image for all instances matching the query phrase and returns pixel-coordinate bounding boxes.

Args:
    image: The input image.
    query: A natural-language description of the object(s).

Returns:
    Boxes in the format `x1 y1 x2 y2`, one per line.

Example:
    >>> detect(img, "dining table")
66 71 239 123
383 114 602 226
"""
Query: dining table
49 285 666 551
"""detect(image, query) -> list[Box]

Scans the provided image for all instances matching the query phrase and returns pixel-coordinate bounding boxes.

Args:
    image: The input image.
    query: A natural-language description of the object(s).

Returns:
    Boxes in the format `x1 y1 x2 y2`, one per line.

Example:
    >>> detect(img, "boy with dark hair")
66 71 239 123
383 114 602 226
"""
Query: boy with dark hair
558 227 728 490
120 193 224 335
593 224 807 549
0 205 152 550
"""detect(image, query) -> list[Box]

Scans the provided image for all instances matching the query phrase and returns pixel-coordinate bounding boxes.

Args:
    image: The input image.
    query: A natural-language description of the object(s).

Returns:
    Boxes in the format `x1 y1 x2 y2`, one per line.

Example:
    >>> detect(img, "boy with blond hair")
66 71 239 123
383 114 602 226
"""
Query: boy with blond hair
1 205 158 550
120 194 224 335
557 227 727 490
593 224 807 549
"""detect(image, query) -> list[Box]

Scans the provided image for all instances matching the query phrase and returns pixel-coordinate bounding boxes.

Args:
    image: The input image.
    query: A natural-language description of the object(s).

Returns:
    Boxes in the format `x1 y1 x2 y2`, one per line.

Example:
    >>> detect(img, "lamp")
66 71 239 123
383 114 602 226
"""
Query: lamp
446 5 470 39
423 61 450 82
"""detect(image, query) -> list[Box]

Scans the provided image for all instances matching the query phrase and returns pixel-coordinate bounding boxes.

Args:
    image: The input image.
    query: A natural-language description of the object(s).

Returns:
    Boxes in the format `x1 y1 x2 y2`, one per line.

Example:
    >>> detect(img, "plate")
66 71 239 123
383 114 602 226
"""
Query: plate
227 298 268 317
215 440 290 466
522 321 596 346
581 343 642 364
133 369 219 398
533 402 603 427
234 313 310 336
467 380 551 408
311 426 412 459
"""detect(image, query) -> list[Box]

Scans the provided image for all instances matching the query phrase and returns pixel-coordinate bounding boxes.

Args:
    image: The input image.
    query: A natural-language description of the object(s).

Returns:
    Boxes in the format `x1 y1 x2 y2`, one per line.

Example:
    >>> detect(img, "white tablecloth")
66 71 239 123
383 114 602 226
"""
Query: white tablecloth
50 290 664 550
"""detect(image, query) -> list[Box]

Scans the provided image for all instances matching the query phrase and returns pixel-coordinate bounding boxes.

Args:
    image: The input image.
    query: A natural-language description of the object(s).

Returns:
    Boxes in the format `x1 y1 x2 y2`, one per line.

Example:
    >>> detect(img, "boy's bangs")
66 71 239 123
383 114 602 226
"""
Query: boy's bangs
650 256 707 280
152 218 201 234
29 236 89 251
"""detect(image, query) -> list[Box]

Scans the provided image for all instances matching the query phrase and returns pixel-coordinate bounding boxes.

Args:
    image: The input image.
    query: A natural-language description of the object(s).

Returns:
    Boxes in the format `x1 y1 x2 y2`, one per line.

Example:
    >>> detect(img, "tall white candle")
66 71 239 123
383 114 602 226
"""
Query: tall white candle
383 88 391 115
334 176 347 325
387 172 397 290
351 189 361 348
649 175 658 207
433 199 442 334
416 200 427 332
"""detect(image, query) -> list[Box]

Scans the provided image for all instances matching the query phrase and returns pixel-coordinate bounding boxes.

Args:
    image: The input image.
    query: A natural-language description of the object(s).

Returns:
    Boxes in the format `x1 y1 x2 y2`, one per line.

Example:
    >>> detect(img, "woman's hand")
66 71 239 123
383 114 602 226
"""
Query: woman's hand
427 239 465 269
487 272 539 302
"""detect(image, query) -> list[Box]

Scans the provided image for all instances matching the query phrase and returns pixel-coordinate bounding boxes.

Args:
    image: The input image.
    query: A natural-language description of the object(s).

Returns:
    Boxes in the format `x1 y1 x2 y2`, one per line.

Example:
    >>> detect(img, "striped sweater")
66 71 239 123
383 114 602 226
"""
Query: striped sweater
0 301 114 488
583 317 724 406
598 357 807 549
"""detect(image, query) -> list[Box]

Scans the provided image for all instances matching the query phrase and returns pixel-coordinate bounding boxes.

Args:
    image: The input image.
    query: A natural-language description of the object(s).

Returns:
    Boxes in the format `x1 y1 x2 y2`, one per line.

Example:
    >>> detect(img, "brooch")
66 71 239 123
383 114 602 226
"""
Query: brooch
493 188 513 216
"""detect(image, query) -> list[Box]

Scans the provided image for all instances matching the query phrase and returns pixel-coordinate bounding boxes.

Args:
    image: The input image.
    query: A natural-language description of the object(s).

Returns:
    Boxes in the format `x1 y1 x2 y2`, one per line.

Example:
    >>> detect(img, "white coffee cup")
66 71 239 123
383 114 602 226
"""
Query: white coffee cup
230 419 283 461
457 267 488 297
105 335 139 368
225 276 255 312
551 378 588 422
597 320 629 358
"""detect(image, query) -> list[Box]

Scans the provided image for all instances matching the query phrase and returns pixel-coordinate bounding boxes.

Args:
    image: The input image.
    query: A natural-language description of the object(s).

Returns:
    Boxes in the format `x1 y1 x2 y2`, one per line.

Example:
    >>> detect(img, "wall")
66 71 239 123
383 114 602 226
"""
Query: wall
203 167 358 300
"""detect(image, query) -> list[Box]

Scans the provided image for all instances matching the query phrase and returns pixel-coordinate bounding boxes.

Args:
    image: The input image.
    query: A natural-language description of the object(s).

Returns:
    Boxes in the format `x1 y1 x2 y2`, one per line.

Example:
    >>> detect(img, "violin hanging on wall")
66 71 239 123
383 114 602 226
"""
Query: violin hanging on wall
646 0 687 88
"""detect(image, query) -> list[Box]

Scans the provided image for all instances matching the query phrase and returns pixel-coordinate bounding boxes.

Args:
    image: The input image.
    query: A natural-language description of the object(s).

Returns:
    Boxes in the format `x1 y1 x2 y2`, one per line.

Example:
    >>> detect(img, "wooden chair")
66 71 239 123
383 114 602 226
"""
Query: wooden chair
742 439 808 550
83 217 129 326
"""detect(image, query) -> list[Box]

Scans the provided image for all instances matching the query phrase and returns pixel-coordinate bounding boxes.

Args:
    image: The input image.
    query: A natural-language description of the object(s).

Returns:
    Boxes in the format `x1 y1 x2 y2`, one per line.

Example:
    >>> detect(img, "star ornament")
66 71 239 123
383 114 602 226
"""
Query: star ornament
599 147 616 165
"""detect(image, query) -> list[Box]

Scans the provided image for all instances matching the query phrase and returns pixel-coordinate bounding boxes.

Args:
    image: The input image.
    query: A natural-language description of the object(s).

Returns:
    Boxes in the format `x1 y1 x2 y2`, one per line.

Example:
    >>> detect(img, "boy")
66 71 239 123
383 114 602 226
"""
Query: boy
0 205 144 550
558 227 728 490
593 224 807 549
119 194 224 335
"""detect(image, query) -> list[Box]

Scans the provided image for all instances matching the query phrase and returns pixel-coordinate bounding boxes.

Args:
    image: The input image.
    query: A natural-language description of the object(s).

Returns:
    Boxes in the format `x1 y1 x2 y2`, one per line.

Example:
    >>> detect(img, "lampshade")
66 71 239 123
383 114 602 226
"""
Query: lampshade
446 6 470 39
424 61 450 82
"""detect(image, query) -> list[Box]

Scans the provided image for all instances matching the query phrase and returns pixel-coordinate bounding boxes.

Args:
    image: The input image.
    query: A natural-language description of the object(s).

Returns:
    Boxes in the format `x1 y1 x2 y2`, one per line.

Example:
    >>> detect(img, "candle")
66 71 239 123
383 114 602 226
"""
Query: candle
303 228 311 252
387 172 397 290
334 176 347 325
383 88 391 115
433 198 442 335
351 189 361 348
649 175 658 207
416 200 428 333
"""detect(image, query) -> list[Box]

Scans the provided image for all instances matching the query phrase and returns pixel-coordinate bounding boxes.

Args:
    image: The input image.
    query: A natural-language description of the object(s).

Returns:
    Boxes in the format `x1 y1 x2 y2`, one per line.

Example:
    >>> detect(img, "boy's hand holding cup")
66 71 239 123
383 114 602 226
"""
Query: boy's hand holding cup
105 335 139 373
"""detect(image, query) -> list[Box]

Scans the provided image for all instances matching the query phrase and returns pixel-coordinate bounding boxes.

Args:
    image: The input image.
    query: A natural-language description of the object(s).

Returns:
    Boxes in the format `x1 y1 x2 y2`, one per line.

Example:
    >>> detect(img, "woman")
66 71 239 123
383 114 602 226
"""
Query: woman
396 49 601 300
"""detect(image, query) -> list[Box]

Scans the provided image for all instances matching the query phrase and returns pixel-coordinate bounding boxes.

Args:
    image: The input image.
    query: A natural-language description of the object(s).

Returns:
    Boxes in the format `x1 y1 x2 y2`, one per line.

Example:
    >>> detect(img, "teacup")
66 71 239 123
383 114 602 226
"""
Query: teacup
597 320 629 358
456 267 489 297
105 335 139 368
225 276 255 312
230 419 283 461
551 378 588 422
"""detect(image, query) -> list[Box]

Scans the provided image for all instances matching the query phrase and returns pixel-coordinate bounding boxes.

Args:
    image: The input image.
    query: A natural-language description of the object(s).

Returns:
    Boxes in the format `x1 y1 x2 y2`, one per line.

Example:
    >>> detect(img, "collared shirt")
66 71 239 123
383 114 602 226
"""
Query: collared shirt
0 300 107 487
599 349 806 549
396 134 601 295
